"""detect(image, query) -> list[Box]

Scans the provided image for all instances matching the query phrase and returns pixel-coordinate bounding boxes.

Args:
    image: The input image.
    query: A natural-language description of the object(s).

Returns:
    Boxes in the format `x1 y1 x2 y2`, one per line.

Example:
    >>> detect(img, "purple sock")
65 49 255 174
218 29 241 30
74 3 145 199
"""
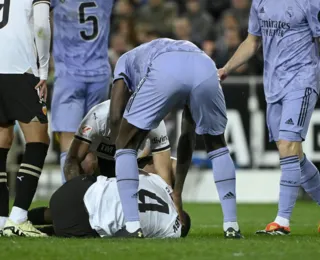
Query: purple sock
208 147 237 223
277 156 301 220
116 149 140 223
300 155 320 205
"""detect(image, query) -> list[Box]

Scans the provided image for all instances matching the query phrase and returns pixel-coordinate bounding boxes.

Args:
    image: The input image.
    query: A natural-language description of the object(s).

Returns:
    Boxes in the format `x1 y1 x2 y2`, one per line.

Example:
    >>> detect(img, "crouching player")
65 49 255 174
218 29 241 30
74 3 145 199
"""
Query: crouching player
63 100 175 186
29 173 191 238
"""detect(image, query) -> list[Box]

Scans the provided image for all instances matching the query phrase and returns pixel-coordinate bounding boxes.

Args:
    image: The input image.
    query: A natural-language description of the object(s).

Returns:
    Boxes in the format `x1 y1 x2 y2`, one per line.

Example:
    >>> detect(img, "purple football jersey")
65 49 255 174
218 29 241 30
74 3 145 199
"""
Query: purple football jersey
113 38 203 92
51 0 114 82
248 0 320 103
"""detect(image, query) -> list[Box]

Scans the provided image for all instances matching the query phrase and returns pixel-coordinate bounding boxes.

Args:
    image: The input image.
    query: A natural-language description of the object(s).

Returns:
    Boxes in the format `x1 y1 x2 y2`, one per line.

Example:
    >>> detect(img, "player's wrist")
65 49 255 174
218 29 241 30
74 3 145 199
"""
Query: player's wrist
39 67 48 80
223 65 230 76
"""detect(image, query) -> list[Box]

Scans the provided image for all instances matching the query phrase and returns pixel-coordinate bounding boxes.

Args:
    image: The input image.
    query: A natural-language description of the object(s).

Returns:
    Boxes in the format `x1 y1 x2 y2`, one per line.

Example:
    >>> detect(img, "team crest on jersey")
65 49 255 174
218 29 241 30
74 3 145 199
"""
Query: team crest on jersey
81 125 93 137
60 0 65 3
285 7 293 20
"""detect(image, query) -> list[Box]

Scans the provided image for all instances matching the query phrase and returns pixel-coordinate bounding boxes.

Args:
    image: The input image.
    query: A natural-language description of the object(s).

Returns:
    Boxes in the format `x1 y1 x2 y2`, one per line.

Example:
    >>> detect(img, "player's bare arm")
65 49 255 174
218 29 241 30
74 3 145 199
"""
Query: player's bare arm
33 1 51 101
64 139 89 181
218 34 261 81
152 150 173 186
109 79 131 142
173 106 196 223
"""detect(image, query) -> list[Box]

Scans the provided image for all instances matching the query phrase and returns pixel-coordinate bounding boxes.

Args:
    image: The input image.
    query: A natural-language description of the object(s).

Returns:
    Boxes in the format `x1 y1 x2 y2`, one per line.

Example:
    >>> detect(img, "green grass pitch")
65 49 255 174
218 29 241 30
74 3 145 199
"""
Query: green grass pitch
0 202 320 260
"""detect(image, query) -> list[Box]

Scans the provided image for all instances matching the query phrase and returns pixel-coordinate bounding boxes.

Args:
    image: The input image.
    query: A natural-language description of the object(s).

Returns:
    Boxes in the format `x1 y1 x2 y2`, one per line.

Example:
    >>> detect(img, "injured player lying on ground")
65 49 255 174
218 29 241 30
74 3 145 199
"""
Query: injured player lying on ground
64 100 175 187
28 170 191 238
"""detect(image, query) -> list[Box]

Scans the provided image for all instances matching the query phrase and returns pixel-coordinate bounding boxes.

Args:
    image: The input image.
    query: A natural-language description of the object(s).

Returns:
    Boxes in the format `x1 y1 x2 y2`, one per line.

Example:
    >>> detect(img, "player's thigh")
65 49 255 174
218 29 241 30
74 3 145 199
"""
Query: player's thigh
49 175 98 237
279 88 318 142
124 70 189 131
51 77 86 133
189 74 227 136
266 101 282 142
115 118 149 150
1 74 48 125
85 81 109 114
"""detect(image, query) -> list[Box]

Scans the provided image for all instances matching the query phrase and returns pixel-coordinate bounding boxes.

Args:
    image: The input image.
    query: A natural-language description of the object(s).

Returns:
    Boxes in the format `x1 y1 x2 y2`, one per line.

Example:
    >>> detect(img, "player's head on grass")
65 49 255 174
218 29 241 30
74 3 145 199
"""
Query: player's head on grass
181 210 191 238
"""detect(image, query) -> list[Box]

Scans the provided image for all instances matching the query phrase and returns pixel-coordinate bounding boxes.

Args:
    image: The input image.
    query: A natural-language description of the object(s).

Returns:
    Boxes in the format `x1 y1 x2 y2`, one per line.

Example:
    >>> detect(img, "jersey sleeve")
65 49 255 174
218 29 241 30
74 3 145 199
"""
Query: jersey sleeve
248 1 262 36
113 54 131 90
148 121 171 154
75 107 98 144
33 2 51 80
305 0 320 37
33 0 51 6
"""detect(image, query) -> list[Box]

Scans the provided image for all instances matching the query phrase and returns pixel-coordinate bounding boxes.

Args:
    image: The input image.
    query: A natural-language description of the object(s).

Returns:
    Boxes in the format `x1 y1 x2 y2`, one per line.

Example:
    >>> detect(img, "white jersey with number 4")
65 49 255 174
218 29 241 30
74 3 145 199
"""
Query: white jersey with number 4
0 0 51 79
84 174 182 238
75 100 170 160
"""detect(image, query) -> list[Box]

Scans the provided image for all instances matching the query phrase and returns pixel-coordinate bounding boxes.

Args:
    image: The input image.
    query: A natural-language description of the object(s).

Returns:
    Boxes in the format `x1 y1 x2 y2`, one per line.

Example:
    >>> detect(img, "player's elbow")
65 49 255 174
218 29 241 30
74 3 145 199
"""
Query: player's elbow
34 24 50 40
245 34 261 54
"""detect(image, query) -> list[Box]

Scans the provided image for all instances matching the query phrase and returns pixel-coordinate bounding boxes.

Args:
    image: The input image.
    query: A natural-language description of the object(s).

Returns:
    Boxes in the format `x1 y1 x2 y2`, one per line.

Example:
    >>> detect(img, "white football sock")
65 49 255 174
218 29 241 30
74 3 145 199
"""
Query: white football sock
126 221 141 233
0 216 7 228
275 216 290 227
9 206 28 224
223 221 239 232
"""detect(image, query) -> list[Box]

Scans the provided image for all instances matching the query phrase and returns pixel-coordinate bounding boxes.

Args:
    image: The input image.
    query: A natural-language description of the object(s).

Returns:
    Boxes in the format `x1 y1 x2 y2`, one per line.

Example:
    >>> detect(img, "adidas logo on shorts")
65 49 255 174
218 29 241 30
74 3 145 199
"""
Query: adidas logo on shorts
285 118 294 125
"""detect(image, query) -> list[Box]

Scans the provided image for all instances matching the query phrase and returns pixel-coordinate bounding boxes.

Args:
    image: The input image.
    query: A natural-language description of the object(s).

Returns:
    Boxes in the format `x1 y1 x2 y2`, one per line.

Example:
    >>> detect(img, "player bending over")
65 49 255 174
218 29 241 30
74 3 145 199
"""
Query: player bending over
28 173 191 238
50 0 115 184
0 0 51 237
219 0 320 235
110 38 243 239
64 100 175 186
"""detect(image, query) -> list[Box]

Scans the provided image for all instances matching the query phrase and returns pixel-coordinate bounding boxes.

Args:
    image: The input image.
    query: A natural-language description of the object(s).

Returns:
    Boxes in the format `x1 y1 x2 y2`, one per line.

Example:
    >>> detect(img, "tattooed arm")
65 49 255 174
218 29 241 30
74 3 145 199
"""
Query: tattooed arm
64 138 89 181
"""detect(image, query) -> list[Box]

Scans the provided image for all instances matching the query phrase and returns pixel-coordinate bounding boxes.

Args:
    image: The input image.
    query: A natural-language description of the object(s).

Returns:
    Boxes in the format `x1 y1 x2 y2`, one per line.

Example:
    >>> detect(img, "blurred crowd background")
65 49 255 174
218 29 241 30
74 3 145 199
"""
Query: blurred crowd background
108 0 263 76
48 0 263 78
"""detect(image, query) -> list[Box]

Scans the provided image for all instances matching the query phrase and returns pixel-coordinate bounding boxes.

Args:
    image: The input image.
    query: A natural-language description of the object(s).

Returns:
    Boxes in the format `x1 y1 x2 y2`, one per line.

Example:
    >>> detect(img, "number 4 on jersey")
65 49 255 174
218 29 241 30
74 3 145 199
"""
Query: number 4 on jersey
0 0 10 29
138 189 169 214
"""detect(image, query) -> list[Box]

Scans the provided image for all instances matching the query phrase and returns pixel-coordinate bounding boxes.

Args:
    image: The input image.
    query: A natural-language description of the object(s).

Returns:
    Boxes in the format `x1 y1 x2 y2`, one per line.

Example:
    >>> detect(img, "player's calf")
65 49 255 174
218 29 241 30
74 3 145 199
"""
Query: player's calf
204 134 242 238
5 121 49 236
272 139 302 229
0 125 14 230
115 119 149 235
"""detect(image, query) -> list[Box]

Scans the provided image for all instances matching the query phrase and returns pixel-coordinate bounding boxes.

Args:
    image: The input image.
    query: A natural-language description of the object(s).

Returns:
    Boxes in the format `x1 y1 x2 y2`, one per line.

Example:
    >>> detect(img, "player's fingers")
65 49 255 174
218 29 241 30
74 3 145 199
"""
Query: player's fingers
35 79 45 90
42 83 48 101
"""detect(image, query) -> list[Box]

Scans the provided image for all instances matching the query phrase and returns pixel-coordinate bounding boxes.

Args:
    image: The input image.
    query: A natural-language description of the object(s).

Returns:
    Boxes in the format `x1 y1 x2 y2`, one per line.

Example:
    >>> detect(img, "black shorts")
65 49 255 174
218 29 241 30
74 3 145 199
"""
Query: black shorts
0 73 48 125
49 175 99 238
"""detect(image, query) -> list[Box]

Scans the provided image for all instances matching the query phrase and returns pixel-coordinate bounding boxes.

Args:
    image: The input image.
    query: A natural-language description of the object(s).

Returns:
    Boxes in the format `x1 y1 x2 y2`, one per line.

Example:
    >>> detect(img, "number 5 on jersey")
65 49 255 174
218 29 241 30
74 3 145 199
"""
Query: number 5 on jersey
79 2 99 41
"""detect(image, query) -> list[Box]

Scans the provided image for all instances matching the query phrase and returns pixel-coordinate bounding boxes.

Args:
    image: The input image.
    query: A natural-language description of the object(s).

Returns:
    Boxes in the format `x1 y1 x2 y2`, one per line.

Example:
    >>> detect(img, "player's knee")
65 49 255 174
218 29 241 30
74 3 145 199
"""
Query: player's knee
203 134 227 153
277 139 302 158
25 131 50 145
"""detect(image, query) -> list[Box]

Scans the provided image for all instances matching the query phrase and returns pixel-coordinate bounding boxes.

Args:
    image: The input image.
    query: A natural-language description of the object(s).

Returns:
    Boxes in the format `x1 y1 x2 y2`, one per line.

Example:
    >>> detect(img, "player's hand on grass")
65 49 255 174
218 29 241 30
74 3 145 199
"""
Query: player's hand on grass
35 80 48 102
172 191 185 225
218 68 228 82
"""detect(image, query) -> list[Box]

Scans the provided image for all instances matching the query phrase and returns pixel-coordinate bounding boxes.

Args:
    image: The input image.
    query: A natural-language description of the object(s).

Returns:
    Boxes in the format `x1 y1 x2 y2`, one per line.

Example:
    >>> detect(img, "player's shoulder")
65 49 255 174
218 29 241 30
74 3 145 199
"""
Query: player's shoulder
293 0 317 12
250 0 261 9
87 100 110 117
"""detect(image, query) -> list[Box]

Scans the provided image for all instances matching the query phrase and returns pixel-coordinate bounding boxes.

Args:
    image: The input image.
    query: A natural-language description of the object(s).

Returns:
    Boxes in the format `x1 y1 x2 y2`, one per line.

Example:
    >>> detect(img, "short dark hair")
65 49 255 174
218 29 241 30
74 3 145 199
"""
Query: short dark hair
180 211 191 237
